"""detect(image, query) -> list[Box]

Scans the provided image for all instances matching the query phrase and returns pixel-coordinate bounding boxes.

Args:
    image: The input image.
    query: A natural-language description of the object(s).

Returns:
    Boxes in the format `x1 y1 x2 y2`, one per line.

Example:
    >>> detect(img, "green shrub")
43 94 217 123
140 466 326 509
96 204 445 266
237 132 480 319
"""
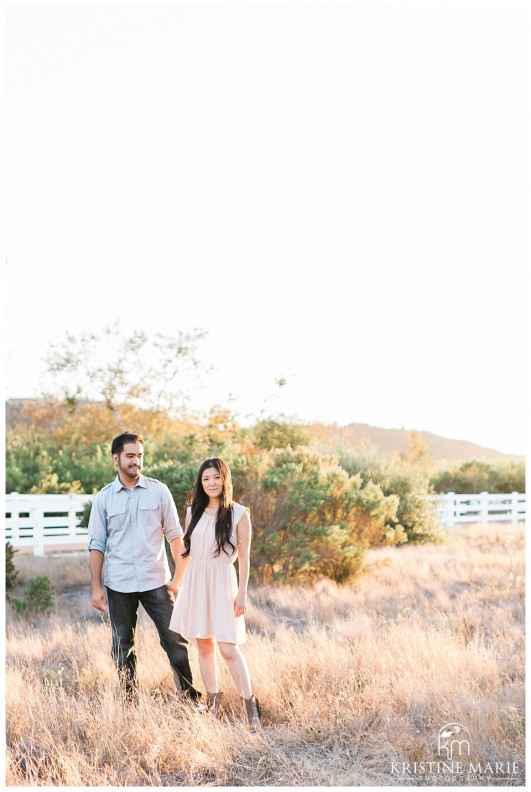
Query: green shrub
339 451 442 544
6 432 56 493
146 460 198 521
431 460 525 494
232 448 400 584
382 468 442 544
77 500 93 530
11 575 54 616
51 443 114 493
252 419 308 450
5 542 19 596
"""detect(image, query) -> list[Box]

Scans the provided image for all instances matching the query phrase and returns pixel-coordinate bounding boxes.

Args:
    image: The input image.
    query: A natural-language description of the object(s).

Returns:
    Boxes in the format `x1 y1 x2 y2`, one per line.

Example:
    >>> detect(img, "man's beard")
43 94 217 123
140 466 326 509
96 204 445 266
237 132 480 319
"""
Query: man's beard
119 463 141 481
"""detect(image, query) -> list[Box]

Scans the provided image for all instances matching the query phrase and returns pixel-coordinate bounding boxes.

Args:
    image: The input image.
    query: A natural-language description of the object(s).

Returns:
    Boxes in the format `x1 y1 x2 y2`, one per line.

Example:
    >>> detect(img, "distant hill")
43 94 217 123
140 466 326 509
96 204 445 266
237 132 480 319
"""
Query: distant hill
305 422 524 464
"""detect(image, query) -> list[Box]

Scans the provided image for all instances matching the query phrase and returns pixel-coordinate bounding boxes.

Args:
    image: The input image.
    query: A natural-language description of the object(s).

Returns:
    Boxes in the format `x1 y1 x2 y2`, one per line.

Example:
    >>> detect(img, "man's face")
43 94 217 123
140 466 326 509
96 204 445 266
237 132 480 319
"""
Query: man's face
113 442 144 482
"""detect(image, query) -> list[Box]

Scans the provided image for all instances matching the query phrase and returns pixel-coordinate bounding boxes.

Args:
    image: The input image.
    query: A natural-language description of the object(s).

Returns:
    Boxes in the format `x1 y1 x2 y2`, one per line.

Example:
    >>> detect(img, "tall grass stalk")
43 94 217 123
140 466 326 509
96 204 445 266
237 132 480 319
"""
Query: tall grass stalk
6 523 524 786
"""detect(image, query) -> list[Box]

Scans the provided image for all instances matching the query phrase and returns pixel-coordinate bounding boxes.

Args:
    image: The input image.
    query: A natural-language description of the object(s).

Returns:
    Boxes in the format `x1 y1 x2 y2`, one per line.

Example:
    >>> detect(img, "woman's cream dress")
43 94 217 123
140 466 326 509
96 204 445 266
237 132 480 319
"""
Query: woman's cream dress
169 502 248 644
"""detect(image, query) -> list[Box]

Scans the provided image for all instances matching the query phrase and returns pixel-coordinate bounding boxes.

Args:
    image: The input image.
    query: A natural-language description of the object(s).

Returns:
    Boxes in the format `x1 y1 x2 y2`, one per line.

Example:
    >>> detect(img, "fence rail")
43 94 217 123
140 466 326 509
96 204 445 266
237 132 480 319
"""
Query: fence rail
426 491 526 527
5 493 94 555
4 490 527 556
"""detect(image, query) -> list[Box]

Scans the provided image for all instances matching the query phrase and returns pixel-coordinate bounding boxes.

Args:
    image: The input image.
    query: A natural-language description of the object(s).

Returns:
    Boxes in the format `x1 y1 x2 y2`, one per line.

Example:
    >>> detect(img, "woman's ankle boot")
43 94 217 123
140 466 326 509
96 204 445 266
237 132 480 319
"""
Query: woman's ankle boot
244 694 261 731
206 691 224 714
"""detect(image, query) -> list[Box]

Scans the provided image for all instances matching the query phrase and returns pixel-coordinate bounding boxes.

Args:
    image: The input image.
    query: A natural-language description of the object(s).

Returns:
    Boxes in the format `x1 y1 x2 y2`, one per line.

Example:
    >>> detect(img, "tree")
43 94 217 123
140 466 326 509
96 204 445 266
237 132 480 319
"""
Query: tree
431 460 525 494
252 419 308 450
399 431 434 472
43 323 208 414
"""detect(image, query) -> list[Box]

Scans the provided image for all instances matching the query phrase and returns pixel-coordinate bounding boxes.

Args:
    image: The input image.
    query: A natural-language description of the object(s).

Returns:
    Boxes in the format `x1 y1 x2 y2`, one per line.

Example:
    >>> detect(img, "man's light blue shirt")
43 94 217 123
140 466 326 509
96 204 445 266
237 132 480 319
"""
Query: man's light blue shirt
88 474 183 593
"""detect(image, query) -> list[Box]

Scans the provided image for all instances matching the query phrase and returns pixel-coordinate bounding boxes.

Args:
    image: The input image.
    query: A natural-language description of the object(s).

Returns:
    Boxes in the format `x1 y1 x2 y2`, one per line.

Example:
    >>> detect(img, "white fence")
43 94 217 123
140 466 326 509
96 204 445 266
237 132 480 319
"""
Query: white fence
426 491 526 527
5 493 94 555
4 491 527 556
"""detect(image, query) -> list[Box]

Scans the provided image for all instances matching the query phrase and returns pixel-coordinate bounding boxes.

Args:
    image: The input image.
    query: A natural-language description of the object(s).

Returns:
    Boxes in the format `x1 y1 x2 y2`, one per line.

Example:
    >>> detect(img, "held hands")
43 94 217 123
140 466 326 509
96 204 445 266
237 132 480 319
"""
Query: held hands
234 591 247 618
91 585 108 613
167 578 180 596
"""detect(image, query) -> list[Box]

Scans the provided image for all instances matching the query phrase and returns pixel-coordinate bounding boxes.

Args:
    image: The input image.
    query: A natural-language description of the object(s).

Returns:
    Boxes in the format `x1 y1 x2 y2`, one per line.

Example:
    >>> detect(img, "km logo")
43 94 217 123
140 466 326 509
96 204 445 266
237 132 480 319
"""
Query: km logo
437 723 471 760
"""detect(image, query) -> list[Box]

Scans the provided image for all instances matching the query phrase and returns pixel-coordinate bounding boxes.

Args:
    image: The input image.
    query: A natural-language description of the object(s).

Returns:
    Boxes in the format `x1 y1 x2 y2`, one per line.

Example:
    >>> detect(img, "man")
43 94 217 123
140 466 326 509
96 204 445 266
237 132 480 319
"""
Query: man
88 431 201 705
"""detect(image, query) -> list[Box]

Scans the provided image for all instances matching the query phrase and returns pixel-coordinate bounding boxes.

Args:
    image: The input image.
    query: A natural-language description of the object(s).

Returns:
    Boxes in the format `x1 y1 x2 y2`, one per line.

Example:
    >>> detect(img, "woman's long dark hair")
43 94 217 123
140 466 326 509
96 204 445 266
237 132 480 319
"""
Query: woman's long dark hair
182 458 236 558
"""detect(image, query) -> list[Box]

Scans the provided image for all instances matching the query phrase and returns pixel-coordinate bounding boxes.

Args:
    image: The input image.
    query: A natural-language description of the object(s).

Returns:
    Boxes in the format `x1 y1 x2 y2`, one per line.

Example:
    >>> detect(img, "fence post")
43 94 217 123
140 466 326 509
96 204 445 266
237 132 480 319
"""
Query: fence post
8 493 19 545
511 491 519 525
31 506 45 557
480 491 489 525
446 492 455 526
68 493 79 538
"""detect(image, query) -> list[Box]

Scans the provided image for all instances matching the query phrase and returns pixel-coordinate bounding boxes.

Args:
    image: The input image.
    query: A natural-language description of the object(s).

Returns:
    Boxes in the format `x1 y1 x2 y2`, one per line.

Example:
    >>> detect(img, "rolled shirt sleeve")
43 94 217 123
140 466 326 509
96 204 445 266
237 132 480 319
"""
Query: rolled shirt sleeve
161 484 184 543
88 491 108 553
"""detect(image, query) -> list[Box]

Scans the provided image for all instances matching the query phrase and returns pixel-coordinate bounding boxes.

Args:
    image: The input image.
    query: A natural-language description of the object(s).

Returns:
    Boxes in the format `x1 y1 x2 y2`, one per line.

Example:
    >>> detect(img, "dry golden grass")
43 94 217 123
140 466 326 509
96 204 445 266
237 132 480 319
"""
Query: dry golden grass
5 522 525 786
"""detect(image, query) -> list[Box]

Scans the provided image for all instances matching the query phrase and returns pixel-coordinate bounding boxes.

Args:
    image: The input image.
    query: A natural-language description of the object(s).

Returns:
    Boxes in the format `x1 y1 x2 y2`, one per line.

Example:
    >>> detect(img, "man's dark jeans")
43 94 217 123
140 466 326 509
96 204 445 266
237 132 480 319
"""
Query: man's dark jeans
106 584 200 701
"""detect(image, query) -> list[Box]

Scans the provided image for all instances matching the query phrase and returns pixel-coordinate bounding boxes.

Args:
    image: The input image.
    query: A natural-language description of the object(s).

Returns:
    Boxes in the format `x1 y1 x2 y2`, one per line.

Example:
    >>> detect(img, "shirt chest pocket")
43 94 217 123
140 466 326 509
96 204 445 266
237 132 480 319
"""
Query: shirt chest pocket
106 503 127 534
139 502 160 529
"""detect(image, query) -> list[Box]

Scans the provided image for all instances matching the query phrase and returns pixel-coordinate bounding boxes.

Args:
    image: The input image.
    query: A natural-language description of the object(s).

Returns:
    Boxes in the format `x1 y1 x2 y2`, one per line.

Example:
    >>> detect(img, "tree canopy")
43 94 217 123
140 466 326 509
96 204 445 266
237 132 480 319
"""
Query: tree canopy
44 323 208 414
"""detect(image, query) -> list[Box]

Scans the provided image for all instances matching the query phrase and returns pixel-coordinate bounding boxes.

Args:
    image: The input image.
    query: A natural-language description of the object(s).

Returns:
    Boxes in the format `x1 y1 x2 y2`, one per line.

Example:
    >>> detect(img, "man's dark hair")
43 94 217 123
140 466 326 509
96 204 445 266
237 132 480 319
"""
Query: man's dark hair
111 432 144 456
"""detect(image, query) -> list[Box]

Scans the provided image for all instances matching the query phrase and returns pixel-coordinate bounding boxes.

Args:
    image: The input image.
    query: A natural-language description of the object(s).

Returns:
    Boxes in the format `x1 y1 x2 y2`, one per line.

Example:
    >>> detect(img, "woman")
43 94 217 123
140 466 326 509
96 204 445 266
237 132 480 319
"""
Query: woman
168 458 261 730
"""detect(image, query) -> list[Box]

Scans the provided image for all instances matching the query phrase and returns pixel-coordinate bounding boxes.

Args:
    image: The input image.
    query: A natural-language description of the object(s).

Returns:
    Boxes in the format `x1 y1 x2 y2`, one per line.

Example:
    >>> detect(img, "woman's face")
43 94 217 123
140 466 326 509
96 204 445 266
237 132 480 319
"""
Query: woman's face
201 466 223 499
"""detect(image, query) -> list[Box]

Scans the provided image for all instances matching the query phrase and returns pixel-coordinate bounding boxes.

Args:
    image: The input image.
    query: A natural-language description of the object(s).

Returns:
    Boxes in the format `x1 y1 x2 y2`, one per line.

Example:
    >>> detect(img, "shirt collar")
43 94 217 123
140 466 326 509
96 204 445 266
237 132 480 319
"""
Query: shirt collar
113 474 148 492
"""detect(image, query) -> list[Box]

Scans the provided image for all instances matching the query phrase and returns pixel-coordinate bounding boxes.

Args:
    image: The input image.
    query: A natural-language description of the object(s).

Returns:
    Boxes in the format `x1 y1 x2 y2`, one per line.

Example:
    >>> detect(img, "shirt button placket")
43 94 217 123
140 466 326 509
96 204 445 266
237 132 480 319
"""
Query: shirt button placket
130 489 139 590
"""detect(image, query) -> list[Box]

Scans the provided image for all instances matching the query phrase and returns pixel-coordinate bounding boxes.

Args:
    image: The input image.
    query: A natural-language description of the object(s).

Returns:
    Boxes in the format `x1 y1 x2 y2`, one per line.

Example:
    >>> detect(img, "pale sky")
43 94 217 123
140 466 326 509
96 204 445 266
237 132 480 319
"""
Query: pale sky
4 1 527 455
